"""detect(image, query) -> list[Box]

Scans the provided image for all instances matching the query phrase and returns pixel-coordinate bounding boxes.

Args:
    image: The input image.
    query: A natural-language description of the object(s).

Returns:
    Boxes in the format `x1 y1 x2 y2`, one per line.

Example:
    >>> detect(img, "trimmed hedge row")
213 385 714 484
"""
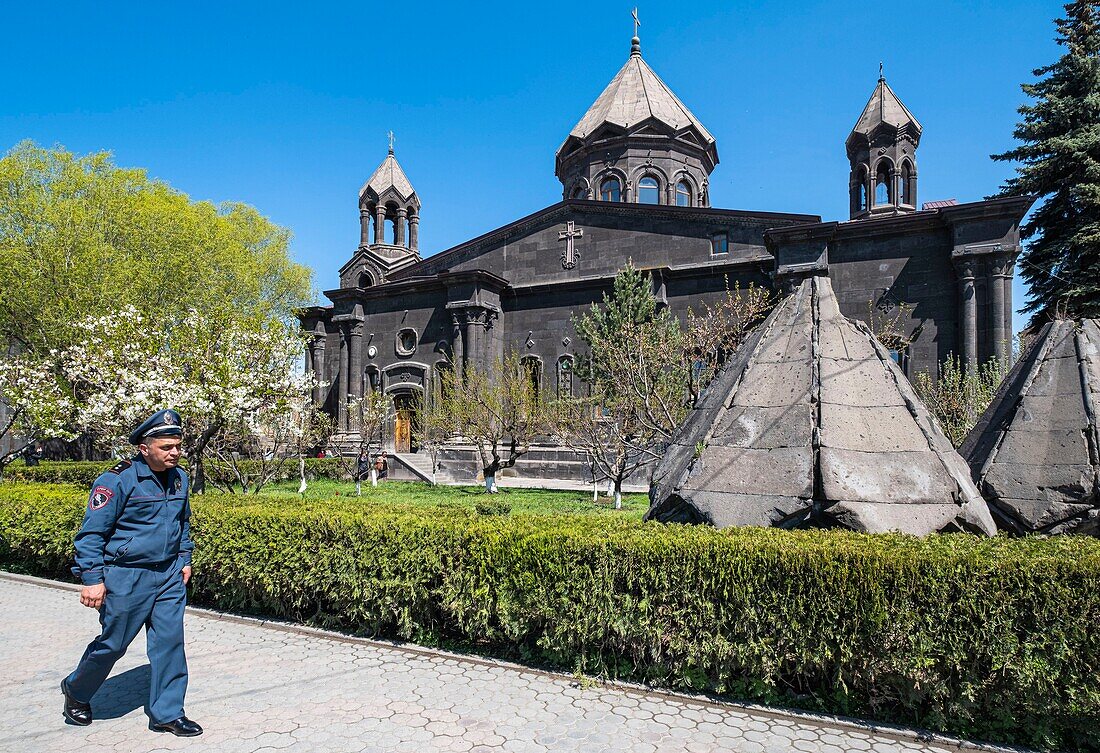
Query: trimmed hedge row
1 483 1098 751
3 458 348 486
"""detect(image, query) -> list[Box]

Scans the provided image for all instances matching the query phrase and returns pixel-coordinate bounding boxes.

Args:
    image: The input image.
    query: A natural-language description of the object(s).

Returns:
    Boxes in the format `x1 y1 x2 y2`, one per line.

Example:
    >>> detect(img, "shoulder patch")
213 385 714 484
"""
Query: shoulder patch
89 486 114 511
107 459 132 475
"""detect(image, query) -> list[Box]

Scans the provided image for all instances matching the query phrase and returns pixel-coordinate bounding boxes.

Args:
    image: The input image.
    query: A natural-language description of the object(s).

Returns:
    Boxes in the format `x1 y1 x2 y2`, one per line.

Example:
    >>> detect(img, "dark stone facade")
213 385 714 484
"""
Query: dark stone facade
300 37 1034 480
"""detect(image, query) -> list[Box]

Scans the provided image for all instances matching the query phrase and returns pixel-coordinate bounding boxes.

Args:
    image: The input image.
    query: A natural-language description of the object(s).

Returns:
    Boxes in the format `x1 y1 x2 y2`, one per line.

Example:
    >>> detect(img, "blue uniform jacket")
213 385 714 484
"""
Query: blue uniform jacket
73 455 193 586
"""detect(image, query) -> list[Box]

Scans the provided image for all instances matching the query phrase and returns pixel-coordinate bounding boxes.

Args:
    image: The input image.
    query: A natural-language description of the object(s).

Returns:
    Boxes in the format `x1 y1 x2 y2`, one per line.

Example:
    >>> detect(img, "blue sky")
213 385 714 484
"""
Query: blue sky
0 1 1063 333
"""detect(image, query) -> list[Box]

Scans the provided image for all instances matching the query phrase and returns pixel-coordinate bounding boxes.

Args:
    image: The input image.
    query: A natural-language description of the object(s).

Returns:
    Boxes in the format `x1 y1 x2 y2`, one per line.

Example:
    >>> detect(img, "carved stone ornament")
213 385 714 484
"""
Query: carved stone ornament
558 221 583 271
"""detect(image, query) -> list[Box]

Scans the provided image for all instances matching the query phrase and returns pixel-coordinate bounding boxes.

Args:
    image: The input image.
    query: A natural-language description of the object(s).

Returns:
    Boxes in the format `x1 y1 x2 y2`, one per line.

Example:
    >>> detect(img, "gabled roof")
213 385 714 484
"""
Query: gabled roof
962 319 1100 535
848 76 922 141
359 149 417 203
562 40 715 148
647 275 996 536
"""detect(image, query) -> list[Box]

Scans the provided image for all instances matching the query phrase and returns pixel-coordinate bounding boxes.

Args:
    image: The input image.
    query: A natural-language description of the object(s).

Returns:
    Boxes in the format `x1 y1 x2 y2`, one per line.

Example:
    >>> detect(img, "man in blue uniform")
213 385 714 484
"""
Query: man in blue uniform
60 409 202 737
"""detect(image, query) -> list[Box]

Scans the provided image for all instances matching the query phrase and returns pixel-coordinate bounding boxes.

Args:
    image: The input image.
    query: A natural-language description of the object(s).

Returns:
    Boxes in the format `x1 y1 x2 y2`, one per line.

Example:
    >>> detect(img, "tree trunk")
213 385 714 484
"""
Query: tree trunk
189 421 222 495
297 456 307 495
370 468 377 487
614 478 623 510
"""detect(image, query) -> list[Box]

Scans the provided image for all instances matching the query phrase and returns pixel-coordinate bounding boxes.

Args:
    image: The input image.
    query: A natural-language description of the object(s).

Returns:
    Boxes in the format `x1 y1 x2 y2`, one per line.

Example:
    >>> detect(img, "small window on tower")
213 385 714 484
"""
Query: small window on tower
676 181 692 207
599 178 621 202
710 232 728 255
638 176 659 204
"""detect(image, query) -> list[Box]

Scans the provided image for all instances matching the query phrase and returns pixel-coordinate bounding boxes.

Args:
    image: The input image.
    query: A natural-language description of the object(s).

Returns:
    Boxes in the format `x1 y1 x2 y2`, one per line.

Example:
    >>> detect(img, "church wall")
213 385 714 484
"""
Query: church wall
826 224 958 378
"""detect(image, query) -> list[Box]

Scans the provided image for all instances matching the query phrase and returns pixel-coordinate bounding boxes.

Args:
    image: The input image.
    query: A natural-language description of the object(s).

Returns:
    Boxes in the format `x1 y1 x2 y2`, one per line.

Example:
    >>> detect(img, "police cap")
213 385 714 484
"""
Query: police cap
128 409 184 445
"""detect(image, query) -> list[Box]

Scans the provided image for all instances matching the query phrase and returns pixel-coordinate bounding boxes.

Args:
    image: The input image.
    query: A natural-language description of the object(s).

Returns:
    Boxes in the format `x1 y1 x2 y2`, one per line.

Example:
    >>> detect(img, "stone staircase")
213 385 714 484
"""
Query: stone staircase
393 452 435 483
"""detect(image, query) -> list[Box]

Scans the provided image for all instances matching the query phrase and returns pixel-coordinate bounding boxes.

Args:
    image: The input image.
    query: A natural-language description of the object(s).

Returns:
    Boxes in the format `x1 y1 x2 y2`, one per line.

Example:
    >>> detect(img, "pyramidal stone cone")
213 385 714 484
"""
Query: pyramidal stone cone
647 276 996 536
961 319 1100 535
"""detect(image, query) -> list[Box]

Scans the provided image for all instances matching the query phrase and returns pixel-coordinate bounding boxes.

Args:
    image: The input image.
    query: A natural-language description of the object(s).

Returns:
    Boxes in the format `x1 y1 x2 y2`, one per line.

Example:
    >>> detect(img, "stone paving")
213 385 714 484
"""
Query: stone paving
1 573 1005 753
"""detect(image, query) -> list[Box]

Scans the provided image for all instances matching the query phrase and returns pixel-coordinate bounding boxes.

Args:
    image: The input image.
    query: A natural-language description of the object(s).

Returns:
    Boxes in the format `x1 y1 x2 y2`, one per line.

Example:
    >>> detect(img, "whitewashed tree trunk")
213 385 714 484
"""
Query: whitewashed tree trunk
297 456 307 495
370 468 378 487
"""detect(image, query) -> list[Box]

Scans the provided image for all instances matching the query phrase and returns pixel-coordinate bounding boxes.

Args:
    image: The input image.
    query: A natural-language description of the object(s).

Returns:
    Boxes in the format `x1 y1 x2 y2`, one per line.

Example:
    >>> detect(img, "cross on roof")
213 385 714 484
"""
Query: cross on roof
632 7 641 37
388 130 395 153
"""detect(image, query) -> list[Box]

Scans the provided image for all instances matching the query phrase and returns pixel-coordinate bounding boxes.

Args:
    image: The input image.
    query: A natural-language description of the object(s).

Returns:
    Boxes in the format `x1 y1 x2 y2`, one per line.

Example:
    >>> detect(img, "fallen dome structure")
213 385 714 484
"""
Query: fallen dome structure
647 275 996 535
960 319 1100 535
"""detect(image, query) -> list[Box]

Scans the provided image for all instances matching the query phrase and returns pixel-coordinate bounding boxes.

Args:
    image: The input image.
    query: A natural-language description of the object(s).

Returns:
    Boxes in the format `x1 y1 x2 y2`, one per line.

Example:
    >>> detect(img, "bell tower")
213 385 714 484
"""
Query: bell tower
342 136 422 288
846 71 921 220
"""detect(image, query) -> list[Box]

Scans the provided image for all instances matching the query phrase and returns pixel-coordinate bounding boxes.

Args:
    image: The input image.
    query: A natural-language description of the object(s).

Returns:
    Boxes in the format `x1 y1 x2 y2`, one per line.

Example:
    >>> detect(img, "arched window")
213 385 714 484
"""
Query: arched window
520 356 541 400
900 161 913 205
710 231 728 255
557 355 574 398
599 177 621 202
638 176 660 204
875 162 892 206
365 367 381 393
357 271 374 288
675 181 692 207
856 169 869 211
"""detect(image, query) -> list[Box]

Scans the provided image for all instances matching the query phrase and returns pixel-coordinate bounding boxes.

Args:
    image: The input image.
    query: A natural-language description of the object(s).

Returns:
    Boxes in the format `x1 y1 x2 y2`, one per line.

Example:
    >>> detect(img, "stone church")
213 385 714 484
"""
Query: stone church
299 32 1033 475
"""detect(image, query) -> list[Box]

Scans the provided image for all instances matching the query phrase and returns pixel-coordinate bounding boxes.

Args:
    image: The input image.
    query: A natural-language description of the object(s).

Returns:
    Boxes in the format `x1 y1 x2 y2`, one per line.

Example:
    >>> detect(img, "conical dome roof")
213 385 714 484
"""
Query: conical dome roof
961 319 1100 535
848 76 922 144
647 276 995 536
560 38 716 156
360 148 418 205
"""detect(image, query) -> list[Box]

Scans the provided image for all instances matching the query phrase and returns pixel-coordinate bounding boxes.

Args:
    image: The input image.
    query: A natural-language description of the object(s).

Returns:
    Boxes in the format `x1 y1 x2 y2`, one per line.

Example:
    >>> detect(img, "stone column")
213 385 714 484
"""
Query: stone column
395 208 407 247
451 313 465 379
955 258 978 370
374 206 386 245
337 326 349 430
310 336 326 406
409 213 419 253
347 323 363 430
359 208 371 246
624 181 633 203
990 253 1010 368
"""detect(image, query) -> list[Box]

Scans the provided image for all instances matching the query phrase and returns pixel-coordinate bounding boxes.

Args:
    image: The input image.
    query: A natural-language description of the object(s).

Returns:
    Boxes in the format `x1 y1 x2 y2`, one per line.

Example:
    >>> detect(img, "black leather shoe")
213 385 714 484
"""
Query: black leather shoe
151 716 203 737
60 679 92 726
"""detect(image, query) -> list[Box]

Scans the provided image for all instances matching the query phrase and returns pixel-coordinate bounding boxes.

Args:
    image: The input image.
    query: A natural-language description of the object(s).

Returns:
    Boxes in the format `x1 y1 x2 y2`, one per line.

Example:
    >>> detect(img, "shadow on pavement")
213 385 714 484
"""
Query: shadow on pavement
91 664 150 720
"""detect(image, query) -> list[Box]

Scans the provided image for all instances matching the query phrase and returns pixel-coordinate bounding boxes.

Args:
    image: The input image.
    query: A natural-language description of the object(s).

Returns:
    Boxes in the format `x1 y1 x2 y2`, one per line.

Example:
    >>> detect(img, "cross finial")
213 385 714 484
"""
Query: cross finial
879 61 884 82
387 130 395 154
630 7 641 56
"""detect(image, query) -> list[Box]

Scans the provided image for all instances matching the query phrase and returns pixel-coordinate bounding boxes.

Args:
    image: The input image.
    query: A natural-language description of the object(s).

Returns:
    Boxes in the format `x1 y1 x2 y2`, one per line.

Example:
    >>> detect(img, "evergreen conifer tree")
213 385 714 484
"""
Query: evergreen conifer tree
993 1 1100 324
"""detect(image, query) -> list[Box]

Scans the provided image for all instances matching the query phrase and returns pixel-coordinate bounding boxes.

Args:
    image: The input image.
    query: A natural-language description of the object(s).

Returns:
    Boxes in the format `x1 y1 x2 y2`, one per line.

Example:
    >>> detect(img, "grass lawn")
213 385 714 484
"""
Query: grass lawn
217 478 650 519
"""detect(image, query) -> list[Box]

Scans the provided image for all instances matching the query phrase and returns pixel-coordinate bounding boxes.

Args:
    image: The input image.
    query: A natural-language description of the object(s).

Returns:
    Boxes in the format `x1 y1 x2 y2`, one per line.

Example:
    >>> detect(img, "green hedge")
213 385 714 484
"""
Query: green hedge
1 483 1097 750
3 458 348 486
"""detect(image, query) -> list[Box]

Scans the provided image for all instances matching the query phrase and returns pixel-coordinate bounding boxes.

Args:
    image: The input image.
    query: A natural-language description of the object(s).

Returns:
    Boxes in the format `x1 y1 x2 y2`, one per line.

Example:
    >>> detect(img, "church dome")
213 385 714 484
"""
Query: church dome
555 34 718 207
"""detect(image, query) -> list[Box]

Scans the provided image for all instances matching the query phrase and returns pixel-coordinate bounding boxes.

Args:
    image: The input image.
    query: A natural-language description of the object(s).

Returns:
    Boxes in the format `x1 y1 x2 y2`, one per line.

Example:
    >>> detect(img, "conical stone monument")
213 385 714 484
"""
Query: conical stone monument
961 319 1100 535
647 276 996 536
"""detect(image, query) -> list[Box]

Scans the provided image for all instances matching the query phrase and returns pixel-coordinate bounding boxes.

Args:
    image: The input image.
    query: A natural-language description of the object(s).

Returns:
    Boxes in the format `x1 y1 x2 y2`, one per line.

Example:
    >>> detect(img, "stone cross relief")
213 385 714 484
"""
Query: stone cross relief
558 221 583 270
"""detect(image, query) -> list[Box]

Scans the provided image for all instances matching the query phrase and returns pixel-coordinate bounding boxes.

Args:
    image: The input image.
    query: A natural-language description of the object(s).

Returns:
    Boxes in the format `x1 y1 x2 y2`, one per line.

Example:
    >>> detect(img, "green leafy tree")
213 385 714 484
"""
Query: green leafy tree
0 141 313 354
993 1 1100 323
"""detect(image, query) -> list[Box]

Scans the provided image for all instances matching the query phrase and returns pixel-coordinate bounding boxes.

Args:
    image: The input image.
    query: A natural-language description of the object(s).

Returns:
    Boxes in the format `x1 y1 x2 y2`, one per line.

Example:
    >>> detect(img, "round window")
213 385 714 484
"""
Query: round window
396 329 418 355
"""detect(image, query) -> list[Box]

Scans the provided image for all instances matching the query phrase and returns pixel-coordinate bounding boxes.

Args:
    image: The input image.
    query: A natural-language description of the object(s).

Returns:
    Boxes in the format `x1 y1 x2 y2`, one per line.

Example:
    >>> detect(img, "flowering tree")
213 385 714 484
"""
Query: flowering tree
59 306 312 492
0 350 77 478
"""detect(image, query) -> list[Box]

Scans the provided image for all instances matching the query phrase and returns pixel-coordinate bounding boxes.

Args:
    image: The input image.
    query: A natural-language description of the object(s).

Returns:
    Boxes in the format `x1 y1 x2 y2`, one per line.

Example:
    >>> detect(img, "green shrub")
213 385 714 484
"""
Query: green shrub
1 483 1097 750
475 497 512 516
3 458 348 487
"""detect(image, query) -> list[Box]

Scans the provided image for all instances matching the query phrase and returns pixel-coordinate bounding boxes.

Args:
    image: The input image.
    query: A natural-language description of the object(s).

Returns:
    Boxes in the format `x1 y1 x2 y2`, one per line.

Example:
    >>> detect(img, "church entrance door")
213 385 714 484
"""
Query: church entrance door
393 392 418 453
395 410 411 453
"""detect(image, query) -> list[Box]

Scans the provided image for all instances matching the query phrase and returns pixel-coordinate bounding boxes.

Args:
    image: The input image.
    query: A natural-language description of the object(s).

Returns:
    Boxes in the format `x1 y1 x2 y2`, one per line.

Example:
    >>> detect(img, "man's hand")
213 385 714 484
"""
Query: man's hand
182 565 192 585
80 583 106 609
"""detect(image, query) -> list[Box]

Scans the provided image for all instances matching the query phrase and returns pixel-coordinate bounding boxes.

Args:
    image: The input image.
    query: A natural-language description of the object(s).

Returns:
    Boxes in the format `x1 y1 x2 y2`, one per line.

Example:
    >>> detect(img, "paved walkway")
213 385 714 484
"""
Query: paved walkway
1 573 1007 753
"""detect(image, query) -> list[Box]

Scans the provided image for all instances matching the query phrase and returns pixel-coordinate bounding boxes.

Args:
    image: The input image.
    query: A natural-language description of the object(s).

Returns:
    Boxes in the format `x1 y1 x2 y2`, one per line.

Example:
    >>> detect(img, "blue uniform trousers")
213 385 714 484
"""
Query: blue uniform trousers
66 559 188 724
